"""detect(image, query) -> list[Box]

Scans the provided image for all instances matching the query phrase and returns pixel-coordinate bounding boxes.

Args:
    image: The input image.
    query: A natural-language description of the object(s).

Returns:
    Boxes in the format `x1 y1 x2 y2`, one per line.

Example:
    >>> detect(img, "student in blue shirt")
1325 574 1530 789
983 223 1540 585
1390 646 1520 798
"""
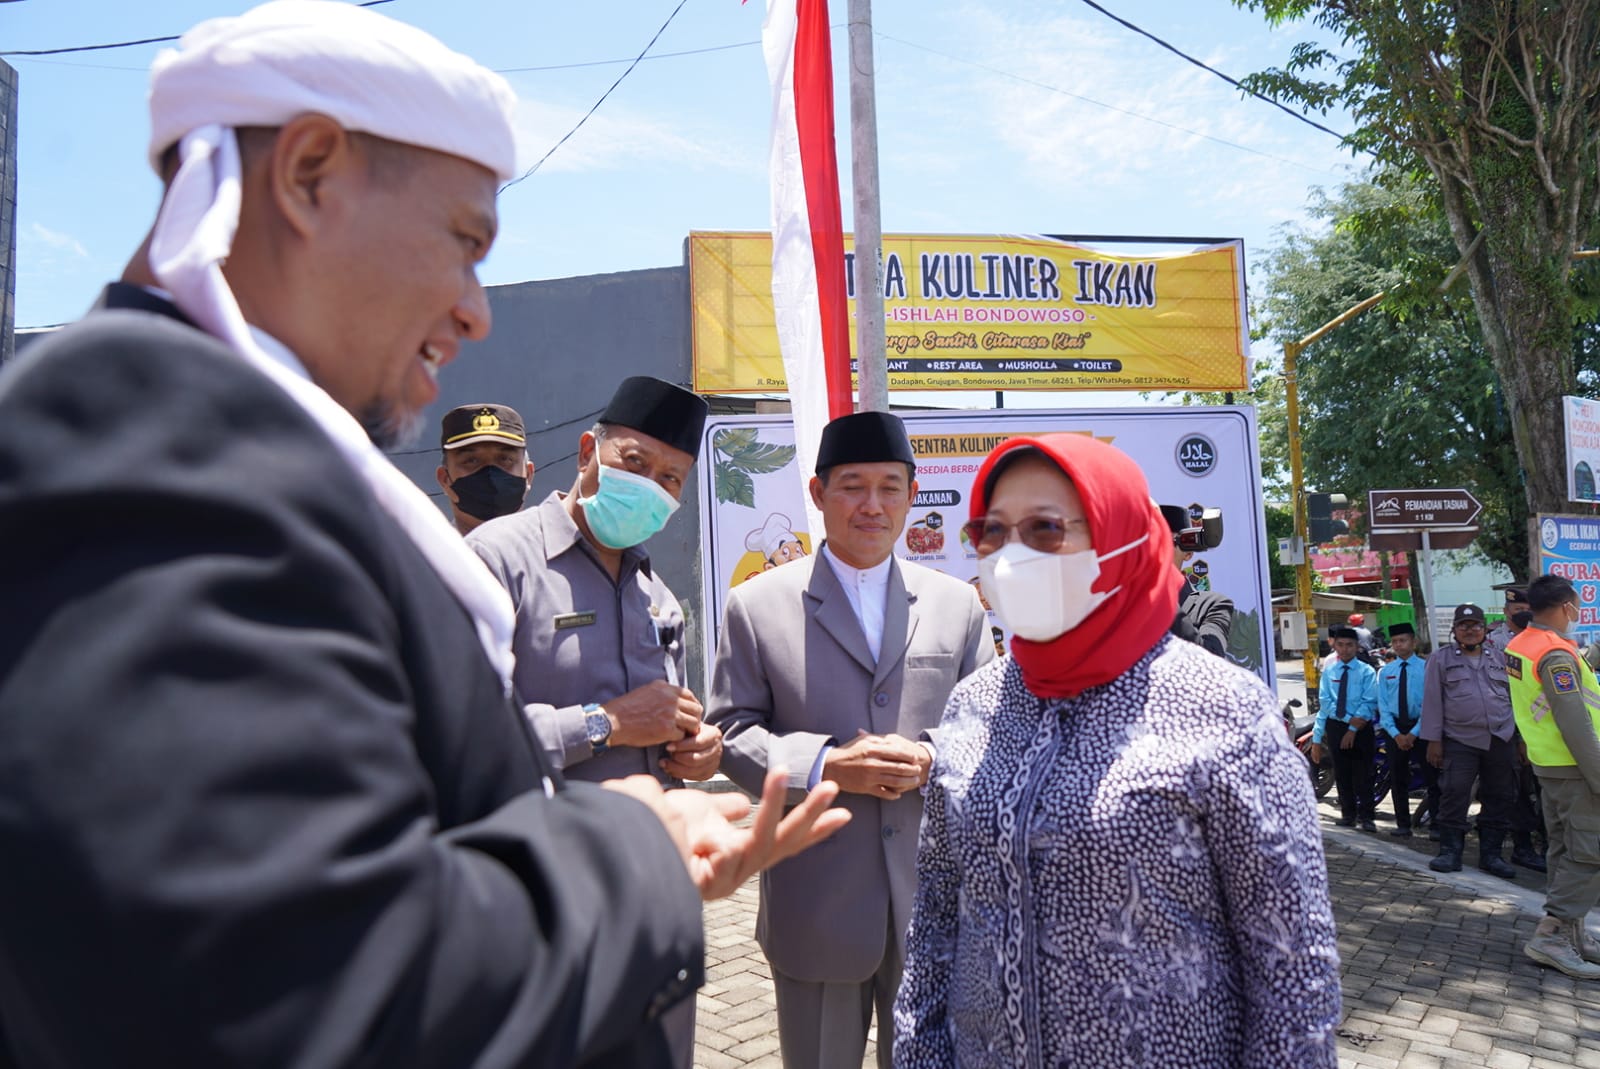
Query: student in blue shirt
1377 622 1435 837
1312 626 1381 831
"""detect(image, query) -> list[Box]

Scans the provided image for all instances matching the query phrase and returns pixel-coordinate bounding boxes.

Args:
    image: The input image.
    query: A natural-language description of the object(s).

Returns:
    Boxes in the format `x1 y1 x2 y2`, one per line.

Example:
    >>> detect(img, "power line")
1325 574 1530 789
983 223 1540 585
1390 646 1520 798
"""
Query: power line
875 32 1339 178
1074 0 1349 143
497 37 759 74
501 0 694 191
0 0 396 57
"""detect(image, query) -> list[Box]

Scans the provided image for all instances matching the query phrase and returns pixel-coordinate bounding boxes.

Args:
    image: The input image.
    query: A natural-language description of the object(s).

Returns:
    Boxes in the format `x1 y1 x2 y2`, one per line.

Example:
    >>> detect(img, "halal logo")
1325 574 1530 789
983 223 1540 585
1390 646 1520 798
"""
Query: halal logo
473 410 501 433
1175 434 1217 477
1542 517 1560 549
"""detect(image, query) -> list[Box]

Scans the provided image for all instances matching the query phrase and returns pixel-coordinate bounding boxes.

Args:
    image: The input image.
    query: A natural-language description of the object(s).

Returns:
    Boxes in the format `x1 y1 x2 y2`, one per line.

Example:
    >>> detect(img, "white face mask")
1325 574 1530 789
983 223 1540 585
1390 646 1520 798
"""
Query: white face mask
977 534 1149 642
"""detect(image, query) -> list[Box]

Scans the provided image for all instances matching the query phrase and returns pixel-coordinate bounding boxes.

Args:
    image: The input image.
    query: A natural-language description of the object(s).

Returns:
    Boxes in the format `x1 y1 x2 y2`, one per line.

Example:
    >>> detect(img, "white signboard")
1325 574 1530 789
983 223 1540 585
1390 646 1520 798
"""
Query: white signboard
1564 394 1600 502
697 406 1275 688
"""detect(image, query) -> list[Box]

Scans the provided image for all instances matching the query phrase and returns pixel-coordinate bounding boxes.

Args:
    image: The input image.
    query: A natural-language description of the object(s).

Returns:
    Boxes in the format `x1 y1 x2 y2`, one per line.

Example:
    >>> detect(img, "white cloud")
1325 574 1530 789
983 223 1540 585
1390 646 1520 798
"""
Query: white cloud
507 97 759 177
26 222 89 259
872 4 1357 254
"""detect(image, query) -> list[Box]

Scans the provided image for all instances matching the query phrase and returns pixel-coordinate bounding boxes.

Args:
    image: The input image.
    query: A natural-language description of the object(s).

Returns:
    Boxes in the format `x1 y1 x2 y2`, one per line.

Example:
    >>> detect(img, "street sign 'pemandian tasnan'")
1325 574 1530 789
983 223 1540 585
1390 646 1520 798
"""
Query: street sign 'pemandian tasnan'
1368 488 1484 530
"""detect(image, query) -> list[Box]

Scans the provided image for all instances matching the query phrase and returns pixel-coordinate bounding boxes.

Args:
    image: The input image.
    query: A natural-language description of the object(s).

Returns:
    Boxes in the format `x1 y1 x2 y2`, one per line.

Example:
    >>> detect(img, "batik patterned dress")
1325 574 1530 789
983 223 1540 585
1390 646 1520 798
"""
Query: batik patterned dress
894 635 1341 1068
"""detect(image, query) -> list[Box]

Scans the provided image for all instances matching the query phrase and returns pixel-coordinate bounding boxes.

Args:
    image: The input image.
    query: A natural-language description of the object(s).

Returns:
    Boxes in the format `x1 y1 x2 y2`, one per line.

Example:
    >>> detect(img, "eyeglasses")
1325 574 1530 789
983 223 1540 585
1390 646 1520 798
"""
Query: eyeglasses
962 515 1088 556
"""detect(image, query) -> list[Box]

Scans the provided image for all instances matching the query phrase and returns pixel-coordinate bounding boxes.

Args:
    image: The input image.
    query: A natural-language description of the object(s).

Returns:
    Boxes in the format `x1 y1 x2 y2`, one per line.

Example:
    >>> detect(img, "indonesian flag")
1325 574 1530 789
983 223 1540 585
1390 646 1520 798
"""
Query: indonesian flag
763 0 853 530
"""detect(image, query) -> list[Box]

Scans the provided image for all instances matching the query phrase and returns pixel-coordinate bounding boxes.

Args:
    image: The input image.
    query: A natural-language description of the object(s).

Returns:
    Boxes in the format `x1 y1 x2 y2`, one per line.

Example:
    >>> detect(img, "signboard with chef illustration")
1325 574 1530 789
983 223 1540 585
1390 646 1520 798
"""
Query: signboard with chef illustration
697 406 1274 687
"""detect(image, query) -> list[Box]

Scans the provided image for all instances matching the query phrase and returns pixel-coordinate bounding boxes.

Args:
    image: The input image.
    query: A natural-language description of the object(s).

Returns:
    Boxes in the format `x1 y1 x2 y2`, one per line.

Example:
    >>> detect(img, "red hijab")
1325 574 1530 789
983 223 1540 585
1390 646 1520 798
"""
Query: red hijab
969 433 1181 698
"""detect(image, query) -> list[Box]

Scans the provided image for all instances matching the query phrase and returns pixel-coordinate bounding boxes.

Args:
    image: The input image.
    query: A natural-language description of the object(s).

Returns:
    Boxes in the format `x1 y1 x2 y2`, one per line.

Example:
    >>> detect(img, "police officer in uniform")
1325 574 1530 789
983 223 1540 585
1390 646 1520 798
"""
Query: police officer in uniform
1419 603 1519 877
1505 575 1600 979
435 403 533 534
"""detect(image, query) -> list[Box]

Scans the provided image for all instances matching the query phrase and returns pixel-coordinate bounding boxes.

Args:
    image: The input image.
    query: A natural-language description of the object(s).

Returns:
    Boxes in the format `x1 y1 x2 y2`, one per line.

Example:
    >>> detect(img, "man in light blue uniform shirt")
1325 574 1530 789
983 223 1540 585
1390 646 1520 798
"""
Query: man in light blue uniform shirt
1312 625 1381 831
1377 622 1435 837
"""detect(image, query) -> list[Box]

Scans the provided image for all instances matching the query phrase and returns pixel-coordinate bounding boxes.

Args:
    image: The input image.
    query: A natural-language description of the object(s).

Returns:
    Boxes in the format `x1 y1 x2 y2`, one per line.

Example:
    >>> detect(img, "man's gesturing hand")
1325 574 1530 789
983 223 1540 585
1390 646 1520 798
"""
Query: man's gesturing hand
606 769 852 901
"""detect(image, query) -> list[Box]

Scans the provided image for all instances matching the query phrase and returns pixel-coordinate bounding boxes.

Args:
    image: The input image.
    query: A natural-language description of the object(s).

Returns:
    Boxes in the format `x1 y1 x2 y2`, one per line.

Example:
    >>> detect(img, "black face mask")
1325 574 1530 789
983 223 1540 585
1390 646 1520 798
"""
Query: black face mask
451 466 527 521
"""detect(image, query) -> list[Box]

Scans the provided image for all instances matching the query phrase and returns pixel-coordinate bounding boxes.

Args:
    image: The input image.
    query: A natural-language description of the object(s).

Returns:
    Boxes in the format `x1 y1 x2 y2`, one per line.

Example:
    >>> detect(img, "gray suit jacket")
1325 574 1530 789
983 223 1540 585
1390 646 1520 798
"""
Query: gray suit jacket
707 550 992 983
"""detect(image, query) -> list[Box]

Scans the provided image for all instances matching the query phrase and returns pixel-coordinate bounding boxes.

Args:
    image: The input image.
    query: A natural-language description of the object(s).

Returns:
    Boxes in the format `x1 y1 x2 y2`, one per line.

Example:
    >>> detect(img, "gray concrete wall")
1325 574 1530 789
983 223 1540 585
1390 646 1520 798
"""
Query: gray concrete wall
386 265 711 695
12 264 715 695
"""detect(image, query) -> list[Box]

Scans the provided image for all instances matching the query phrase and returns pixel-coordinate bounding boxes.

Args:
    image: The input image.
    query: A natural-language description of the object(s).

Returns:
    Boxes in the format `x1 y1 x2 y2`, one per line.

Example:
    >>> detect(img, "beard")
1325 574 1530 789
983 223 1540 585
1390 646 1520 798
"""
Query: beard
358 400 425 452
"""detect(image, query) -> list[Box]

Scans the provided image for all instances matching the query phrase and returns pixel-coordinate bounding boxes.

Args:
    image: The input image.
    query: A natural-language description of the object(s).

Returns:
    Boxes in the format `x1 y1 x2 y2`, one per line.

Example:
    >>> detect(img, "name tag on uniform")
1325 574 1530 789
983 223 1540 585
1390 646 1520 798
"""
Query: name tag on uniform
1506 654 1523 680
554 611 597 631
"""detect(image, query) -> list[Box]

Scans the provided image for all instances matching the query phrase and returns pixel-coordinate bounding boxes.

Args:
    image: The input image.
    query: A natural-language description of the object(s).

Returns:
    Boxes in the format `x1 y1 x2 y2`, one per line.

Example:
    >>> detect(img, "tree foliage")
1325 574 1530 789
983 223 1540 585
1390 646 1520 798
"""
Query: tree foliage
1256 172 1529 573
1234 1 1600 572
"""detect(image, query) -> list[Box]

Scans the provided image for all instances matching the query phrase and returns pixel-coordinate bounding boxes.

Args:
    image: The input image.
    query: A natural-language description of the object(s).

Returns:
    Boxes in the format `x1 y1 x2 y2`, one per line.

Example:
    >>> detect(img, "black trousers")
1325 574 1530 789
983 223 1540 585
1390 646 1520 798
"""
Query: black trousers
1326 719 1376 822
1384 730 1437 829
1436 734 1518 835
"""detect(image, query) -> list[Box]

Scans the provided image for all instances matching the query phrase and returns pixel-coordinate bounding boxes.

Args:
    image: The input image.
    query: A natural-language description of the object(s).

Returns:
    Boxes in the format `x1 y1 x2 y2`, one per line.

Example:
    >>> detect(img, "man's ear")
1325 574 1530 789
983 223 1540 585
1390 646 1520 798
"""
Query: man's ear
808 475 825 509
436 465 458 504
576 431 597 471
266 114 358 239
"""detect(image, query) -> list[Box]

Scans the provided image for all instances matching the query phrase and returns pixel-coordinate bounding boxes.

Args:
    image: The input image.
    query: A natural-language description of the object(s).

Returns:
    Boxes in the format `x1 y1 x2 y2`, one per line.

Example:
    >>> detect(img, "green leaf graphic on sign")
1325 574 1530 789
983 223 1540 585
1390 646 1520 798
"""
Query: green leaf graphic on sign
715 462 755 508
713 428 796 507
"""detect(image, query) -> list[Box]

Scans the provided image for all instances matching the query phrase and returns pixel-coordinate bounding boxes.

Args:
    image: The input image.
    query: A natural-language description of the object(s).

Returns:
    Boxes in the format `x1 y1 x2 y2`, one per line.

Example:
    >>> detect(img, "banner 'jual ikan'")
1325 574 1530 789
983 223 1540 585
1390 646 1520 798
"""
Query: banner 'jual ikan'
688 232 1251 393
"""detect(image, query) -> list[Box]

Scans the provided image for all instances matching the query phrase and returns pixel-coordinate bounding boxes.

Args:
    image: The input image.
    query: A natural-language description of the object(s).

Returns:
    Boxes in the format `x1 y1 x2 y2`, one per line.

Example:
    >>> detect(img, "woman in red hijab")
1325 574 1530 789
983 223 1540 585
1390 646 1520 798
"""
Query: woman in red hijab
893 434 1340 1068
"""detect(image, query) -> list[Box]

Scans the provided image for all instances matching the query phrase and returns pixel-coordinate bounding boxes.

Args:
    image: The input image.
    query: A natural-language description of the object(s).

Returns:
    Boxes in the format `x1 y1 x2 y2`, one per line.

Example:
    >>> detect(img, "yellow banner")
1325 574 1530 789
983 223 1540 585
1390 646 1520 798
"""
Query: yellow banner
689 231 1249 393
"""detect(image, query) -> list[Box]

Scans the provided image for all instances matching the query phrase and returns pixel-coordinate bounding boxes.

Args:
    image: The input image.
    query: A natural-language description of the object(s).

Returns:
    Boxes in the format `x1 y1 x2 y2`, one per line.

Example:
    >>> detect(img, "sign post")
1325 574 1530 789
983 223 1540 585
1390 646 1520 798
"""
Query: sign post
1367 488 1483 649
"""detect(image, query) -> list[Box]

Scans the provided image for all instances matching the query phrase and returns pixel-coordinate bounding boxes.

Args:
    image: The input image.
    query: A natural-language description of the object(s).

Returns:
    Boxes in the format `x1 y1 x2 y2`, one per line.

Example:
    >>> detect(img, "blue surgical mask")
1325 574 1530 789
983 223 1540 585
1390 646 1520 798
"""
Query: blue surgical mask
578 464 680 549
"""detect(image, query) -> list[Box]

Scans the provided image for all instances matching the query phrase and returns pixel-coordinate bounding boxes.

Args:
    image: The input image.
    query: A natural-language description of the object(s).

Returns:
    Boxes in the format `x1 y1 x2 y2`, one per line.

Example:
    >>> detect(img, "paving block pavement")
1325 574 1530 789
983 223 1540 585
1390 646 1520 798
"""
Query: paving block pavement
692 821 1600 1067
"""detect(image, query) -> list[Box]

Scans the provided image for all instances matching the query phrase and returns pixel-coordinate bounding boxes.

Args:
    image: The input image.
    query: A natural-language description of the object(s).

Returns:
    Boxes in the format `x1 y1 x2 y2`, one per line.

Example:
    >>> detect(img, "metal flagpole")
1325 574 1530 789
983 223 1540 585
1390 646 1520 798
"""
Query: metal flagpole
847 0 888 413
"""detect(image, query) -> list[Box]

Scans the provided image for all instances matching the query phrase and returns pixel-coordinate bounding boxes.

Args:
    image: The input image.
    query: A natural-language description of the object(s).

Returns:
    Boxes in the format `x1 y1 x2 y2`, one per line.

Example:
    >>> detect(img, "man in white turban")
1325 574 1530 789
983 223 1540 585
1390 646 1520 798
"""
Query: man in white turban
0 3 845 1066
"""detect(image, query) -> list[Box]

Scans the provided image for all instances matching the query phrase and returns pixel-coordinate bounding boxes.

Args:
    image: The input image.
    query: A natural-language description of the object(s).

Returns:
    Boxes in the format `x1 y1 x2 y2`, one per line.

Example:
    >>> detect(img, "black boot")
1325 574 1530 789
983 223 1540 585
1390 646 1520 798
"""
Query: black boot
1429 828 1464 873
1512 830 1548 873
1478 830 1517 879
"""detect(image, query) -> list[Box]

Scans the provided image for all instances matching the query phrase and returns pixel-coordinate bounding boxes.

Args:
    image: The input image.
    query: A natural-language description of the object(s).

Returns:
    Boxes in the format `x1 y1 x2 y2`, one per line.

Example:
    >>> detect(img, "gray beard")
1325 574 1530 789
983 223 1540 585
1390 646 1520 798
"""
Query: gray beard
359 402 425 452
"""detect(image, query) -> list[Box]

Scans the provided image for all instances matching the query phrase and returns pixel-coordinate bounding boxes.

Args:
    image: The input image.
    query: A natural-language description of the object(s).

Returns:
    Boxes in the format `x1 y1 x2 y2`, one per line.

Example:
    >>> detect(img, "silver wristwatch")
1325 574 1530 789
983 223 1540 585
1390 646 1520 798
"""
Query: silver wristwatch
583 703 612 756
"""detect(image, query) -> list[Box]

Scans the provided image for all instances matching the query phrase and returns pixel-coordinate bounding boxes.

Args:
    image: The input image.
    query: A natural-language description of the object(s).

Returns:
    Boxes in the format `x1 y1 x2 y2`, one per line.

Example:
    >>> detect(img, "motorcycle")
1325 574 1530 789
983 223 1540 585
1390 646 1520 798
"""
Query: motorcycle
1284 696 1427 808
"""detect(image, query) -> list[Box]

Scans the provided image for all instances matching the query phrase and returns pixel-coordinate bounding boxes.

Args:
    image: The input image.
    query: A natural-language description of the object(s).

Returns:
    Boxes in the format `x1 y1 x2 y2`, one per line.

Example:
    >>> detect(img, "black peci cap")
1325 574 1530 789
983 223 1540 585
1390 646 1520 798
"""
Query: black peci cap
599 377 710 459
441 403 526 449
1387 621 1415 638
815 411 916 473
1327 626 1359 641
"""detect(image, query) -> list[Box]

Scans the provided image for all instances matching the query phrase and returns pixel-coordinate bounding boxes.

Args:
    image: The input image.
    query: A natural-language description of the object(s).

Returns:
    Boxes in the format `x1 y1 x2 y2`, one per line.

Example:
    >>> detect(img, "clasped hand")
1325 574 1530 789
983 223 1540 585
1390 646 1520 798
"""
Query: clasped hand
823 730 931 800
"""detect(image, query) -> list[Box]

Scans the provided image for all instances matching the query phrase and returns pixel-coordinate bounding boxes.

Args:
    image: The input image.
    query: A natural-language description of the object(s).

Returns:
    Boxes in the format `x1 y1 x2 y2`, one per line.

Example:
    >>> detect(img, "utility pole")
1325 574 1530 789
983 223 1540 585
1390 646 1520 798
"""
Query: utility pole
847 0 887 413
1285 292 1384 710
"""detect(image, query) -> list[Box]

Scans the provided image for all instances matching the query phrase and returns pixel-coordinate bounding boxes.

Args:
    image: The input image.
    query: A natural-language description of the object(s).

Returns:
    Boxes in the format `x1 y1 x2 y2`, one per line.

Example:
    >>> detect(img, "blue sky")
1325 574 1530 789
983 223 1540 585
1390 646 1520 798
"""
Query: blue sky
8 0 1360 346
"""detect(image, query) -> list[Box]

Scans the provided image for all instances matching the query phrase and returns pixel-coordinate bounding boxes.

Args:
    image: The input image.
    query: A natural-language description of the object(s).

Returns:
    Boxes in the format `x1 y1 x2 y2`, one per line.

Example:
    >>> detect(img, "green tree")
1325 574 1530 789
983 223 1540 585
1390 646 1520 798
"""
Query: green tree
1257 172 1529 573
1235 1 1600 572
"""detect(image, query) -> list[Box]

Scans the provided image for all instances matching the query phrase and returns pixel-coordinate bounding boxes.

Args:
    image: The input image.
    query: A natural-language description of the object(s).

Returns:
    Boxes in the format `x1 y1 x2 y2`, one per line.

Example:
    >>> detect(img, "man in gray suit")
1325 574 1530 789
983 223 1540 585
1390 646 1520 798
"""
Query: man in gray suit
708 411 993 1068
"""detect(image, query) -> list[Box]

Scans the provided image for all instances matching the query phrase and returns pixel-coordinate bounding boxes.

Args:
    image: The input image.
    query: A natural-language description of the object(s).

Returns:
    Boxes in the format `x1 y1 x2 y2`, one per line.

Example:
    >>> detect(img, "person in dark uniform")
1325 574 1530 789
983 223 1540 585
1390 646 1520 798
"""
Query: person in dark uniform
0 5 847 1065
1311 626 1380 831
1376 622 1434 837
436 402 533 534
1419 603 1519 878
1159 504 1233 657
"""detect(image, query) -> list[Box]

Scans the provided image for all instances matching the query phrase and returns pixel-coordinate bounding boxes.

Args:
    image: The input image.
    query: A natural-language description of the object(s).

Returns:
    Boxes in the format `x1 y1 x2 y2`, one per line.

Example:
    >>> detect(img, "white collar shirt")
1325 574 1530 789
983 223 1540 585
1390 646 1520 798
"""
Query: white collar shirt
821 543 892 663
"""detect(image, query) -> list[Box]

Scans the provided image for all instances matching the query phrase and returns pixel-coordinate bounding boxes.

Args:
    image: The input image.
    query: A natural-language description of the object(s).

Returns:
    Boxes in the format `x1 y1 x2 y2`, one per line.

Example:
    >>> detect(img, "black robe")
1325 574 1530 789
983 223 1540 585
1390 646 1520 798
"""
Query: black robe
0 287 700 1067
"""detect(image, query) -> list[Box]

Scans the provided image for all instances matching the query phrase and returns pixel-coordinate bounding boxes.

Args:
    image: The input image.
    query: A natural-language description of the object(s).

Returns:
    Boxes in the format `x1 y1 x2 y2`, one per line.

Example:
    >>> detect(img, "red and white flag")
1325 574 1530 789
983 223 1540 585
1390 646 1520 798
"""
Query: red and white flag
763 0 853 532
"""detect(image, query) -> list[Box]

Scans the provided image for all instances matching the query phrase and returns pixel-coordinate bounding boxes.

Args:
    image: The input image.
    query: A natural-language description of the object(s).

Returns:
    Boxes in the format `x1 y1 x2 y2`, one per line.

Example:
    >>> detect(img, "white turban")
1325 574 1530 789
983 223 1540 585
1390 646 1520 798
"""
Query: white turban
141 1 521 694
149 0 517 181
